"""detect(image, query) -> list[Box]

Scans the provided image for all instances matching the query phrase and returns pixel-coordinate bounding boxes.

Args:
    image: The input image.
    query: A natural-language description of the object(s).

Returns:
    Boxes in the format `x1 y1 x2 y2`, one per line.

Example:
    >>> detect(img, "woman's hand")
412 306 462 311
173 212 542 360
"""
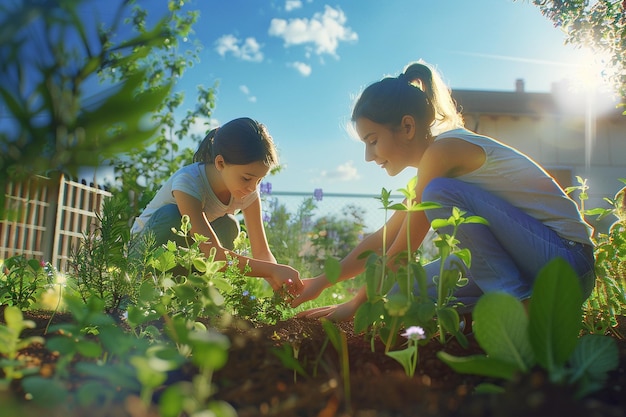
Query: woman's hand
295 299 359 322
290 276 330 308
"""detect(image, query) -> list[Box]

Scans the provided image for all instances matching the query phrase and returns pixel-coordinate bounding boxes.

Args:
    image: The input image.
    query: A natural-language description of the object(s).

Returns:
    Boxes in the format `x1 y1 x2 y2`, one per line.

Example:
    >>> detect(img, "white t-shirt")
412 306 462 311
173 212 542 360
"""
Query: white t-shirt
436 128 593 245
131 162 259 234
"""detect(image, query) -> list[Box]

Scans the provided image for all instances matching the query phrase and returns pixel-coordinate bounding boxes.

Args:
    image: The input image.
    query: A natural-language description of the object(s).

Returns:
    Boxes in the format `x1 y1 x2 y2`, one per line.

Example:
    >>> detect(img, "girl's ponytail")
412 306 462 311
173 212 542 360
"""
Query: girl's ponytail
194 128 218 163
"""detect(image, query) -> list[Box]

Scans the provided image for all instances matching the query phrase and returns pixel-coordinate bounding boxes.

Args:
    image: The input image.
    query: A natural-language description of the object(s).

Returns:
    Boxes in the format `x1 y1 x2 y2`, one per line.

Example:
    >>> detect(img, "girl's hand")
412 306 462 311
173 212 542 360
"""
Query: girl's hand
265 264 303 295
290 276 329 308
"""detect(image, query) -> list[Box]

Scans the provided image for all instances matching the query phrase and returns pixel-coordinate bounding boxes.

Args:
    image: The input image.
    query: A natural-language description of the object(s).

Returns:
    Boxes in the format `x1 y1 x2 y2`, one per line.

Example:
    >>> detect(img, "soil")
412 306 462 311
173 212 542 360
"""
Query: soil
2 309 626 417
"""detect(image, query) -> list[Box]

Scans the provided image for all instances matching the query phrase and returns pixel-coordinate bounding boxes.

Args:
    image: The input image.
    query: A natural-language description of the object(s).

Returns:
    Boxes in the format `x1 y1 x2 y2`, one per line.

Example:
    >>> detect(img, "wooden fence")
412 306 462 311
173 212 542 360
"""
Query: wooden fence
0 175 111 272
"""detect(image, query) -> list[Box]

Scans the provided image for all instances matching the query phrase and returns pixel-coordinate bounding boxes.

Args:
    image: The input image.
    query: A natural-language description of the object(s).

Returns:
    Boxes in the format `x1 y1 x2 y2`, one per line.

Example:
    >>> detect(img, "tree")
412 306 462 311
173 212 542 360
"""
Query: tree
101 1 217 217
529 0 626 100
0 0 173 218
0 0 217 222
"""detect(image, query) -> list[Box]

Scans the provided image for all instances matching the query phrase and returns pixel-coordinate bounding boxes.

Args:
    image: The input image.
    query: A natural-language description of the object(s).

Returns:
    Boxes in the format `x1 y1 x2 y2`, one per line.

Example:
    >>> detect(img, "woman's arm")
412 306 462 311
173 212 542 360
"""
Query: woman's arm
241 197 276 263
173 190 302 292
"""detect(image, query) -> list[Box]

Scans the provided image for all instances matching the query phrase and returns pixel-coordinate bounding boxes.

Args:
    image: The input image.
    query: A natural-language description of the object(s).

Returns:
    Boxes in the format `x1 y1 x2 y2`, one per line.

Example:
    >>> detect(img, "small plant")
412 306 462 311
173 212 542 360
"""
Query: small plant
321 318 351 413
354 177 483 351
386 325 427 377
67 194 139 313
0 255 51 309
566 177 626 337
0 306 44 386
222 253 294 325
437 258 619 399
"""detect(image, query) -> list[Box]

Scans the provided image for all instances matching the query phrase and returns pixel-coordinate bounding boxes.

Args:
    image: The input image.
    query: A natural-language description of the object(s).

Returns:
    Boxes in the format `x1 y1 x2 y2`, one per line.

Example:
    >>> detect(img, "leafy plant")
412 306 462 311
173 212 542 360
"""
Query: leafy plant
0 256 51 309
0 0 173 218
67 194 139 313
354 177 483 351
437 258 619 399
0 306 44 385
321 318 351 413
566 177 626 337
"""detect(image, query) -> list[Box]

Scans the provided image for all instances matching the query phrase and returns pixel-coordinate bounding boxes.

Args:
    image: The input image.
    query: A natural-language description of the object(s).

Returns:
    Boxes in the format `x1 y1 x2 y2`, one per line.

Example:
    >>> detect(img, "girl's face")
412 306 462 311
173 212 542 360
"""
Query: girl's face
355 117 413 177
216 157 270 199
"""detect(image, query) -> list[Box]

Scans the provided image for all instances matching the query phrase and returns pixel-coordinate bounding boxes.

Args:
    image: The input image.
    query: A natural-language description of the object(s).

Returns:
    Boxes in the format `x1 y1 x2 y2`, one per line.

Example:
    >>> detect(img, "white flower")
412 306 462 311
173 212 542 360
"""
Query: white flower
401 326 426 341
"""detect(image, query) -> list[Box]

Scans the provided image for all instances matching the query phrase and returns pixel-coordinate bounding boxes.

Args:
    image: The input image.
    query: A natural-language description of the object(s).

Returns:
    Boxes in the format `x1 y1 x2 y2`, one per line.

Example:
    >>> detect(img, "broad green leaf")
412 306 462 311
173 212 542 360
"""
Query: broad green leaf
437 351 521 380
385 293 410 317
324 257 341 284
437 306 460 334
473 292 534 371
22 376 68 406
159 384 185 417
569 334 619 383
528 258 583 373
354 300 382 333
188 330 230 369
75 340 102 358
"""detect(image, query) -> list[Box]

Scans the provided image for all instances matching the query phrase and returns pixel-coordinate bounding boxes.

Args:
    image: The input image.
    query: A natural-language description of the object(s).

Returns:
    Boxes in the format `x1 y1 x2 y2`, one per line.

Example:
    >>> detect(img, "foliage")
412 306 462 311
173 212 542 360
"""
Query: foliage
0 256 53 310
528 0 626 100
222 254 295 325
566 177 626 337
0 306 44 385
438 258 619 399
103 0 217 220
320 319 351 412
264 196 320 276
67 194 138 312
0 0 173 218
353 177 482 351
308 204 367 264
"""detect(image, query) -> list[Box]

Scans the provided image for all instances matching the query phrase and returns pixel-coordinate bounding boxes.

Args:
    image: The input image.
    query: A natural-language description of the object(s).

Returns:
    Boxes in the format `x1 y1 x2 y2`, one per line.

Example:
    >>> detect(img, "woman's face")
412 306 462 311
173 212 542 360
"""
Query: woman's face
355 117 411 177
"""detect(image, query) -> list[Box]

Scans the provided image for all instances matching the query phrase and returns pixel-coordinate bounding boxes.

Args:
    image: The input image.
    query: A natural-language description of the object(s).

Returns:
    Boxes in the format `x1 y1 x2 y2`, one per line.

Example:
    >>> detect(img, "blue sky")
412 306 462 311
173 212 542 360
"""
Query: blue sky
168 0 605 196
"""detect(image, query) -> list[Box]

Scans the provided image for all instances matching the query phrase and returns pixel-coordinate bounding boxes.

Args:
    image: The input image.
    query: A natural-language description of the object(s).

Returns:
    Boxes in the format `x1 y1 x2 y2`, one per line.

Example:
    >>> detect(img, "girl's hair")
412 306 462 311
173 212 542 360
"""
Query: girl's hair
351 60 464 136
193 117 279 167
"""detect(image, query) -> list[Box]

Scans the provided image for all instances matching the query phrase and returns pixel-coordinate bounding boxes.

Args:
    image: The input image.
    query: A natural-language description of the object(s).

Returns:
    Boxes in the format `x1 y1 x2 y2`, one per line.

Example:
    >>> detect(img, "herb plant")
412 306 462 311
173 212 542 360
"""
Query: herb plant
437 258 619 399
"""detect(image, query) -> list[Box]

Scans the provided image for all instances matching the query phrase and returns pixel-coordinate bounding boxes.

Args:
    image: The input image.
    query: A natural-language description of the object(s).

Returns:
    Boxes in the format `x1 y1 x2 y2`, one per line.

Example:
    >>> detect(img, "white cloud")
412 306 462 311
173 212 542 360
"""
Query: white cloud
268 5 358 57
188 116 217 139
285 0 302 12
289 61 312 76
239 84 257 103
320 160 360 182
215 34 264 62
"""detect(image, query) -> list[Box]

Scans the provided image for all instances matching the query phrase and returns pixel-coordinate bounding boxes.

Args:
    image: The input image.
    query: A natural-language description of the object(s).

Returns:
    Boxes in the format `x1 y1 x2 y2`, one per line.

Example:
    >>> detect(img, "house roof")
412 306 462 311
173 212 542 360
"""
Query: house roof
451 88 624 119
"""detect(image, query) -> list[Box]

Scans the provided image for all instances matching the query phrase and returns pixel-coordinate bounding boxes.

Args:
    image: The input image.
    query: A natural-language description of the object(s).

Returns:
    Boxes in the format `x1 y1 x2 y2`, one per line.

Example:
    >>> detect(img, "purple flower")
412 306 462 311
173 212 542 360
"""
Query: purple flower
262 212 271 223
313 188 323 201
260 182 272 195
243 290 249 297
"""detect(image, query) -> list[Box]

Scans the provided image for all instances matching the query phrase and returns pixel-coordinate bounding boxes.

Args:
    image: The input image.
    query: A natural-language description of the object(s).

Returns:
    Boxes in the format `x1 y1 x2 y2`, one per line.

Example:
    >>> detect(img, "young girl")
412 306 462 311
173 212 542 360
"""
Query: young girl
131 117 302 293
291 61 595 320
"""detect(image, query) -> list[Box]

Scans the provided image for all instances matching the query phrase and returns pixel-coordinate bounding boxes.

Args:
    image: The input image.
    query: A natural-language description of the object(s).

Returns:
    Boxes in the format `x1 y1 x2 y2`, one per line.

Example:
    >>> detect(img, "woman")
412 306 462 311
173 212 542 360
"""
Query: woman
291 61 595 320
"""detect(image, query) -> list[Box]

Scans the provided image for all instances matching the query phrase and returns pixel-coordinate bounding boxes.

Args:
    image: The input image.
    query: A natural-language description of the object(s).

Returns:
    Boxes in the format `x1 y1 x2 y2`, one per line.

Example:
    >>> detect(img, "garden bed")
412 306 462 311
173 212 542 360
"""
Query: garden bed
3 309 626 417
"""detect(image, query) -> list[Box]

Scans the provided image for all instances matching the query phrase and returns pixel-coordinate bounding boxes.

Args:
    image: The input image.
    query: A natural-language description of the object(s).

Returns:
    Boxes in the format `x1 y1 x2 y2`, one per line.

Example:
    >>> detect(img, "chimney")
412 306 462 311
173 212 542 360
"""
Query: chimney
515 78 525 93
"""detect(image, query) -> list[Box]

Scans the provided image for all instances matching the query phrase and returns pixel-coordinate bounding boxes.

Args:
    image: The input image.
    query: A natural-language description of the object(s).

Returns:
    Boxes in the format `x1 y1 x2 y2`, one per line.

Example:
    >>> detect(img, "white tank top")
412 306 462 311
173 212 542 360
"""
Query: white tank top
435 128 593 245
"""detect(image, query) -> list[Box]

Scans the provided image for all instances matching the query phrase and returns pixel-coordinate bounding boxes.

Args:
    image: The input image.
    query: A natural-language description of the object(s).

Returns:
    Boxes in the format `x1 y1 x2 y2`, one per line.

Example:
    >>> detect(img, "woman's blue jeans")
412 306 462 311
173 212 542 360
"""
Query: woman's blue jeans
131 204 240 257
418 178 595 311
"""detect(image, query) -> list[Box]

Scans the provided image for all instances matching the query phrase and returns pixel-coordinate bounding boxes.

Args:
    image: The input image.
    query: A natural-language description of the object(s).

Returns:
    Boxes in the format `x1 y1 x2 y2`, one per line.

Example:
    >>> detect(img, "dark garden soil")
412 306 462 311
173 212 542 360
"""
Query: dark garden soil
3 309 626 417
